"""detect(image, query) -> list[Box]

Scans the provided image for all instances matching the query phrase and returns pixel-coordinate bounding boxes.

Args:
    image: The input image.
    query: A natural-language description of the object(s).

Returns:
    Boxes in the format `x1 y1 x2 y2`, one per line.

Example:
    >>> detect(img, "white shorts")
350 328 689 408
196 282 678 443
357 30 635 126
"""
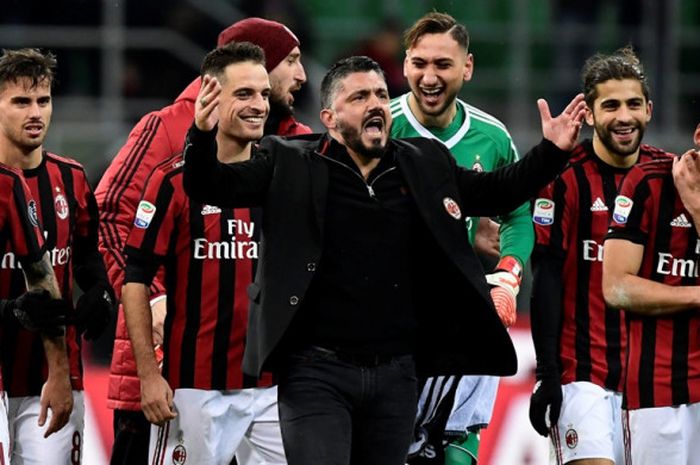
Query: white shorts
550 381 623 464
7 390 85 465
0 392 9 464
624 402 700 465
149 386 285 465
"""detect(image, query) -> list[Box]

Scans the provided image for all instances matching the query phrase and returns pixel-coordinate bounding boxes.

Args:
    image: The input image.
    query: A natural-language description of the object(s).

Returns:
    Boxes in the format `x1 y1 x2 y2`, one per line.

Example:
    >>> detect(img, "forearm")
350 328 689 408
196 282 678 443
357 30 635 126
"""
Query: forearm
122 282 160 379
22 253 61 298
182 124 221 204
603 273 700 316
42 335 70 378
498 203 535 266
530 251 564 377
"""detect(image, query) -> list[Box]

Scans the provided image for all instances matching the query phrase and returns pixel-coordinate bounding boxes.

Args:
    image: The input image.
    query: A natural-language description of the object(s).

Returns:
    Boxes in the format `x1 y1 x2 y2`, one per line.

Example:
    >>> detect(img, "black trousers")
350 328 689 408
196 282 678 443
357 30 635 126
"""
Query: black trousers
110 410 150 465
278 347 418 465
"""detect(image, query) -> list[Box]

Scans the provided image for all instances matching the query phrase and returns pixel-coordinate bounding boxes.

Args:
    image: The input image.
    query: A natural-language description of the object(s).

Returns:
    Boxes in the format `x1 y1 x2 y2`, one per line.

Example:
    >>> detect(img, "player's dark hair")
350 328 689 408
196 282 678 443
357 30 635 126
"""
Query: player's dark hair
582 46 650 107
403 12 469 51
0 48 56 90
201 41 266 83
320 56 386 109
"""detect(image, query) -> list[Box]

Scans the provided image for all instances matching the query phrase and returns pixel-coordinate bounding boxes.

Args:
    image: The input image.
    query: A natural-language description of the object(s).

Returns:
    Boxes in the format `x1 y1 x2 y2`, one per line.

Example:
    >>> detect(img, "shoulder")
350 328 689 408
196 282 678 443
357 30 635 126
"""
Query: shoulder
151 154 185 181
45 151 85 171
639 143 676 161
259 133 323 153
464 102 513 142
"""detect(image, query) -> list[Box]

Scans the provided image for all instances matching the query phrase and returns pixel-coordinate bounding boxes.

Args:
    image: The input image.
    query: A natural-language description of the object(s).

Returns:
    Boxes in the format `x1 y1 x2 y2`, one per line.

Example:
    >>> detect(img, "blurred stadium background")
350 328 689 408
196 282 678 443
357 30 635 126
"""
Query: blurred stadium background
2 0 699 463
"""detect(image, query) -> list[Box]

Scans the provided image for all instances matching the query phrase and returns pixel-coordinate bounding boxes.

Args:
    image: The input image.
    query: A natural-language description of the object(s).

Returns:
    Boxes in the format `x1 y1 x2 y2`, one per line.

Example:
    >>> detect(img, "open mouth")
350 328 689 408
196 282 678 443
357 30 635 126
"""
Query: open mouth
611 126 637 143
419 86 444 105
241 115 265 125
363 116 385 135
24 124 44 137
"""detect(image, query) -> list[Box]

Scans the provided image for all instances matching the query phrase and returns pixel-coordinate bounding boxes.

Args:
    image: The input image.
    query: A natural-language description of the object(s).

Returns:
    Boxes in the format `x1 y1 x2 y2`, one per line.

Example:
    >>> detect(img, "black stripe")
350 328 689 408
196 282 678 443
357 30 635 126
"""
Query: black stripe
638 174 675 406
11 175 45 261
180 204 204 387
211 208 236 389
56 161 76 299
602 168 623 389
138 174 176 255
573 165 592 380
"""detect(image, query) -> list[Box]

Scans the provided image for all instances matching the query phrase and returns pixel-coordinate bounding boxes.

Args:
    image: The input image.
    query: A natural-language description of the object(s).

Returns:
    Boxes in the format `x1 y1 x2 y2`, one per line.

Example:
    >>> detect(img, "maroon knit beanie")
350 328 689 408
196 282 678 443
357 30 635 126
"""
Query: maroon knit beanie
217 18 300 72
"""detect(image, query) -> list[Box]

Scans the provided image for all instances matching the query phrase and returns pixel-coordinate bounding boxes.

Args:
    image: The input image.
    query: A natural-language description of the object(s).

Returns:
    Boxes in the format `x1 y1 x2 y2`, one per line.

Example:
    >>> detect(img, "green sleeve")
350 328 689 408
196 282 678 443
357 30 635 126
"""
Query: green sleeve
497 138 534 266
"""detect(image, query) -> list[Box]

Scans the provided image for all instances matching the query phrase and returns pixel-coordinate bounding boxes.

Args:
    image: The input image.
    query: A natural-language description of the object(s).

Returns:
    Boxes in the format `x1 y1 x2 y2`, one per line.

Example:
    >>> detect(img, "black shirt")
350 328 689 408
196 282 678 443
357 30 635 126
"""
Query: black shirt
294 136 421 355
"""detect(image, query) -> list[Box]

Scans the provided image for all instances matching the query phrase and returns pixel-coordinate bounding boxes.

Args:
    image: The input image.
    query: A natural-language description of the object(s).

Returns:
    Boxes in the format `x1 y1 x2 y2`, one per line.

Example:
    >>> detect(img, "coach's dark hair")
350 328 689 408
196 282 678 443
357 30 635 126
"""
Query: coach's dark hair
0 48 56 90
582 46 649 107
403 12 469 51
200 41 266 83
320 56 385 109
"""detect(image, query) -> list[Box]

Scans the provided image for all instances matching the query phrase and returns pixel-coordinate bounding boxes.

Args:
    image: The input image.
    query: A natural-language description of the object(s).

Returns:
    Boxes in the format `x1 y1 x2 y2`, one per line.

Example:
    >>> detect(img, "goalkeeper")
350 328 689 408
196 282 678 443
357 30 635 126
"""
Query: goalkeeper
391 12 532 465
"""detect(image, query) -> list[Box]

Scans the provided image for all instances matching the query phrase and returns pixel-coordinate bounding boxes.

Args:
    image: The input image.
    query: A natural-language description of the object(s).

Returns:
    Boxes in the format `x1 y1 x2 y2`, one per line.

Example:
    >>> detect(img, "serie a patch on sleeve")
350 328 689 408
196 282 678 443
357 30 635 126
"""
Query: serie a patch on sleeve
532 198 554 225
134 200 156 229
612 195 633 224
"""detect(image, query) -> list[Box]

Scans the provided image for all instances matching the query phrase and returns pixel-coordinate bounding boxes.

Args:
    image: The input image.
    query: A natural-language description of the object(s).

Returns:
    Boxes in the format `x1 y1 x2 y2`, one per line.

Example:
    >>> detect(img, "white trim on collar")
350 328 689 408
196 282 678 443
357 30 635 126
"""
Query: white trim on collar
398 93 471 149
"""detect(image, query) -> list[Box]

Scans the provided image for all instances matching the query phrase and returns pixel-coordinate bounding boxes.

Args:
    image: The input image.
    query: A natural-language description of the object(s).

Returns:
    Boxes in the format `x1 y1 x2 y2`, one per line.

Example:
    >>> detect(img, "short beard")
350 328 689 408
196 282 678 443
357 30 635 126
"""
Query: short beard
596 121 645 157
338 121 386 159
270 94 294 117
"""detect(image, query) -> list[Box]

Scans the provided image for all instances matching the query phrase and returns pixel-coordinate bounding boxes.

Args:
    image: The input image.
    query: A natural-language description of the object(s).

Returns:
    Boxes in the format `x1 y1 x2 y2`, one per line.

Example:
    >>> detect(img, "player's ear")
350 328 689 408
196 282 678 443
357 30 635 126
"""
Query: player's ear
694 122 700 148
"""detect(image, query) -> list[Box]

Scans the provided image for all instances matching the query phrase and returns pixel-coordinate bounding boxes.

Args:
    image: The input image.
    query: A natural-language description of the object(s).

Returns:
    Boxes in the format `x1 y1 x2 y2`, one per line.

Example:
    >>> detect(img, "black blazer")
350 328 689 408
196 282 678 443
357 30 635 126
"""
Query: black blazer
183 128 569 378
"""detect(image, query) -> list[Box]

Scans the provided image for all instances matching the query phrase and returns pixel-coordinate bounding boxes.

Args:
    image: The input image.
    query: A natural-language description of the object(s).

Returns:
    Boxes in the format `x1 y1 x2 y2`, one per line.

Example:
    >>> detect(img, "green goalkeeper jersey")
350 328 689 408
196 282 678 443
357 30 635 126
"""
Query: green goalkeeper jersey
390 93 534 266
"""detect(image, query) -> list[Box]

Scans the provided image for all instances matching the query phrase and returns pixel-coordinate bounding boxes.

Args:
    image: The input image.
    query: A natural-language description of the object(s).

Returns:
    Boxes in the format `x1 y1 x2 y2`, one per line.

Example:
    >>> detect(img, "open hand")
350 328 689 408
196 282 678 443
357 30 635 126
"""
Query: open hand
538 93 586 151
195 74 222 131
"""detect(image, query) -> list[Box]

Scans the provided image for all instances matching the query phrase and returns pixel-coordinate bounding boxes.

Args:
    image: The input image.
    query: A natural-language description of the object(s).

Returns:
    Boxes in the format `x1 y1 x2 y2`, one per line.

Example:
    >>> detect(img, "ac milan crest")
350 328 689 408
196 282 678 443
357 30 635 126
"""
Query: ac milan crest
55 194 69 220
565 428 578 449
443 197 462 220
172 444 187 464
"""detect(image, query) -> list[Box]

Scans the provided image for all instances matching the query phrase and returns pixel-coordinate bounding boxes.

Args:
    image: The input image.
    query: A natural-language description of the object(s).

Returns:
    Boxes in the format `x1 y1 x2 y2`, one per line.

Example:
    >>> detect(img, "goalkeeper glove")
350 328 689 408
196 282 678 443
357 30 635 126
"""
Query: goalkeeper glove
72 282 115 340
485 256 522 327
0 289 68 336
529 374 562 437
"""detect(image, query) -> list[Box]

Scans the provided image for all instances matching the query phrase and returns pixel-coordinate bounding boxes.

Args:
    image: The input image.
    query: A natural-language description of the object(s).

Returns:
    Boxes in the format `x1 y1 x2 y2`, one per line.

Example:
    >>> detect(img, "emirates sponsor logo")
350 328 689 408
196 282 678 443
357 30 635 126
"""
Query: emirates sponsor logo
192 219 258 260
656 252 700 277
590 197 608 212
582 239 604 262
2 245 71 269
670 213 692 228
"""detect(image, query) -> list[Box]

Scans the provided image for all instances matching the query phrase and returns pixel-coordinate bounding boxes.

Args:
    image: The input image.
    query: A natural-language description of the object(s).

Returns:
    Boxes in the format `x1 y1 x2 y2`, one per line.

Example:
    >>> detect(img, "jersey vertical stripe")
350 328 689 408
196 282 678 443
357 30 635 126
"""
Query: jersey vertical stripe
124 155 265 390
0 153 94 395
607 158 700 409
535 141 670 392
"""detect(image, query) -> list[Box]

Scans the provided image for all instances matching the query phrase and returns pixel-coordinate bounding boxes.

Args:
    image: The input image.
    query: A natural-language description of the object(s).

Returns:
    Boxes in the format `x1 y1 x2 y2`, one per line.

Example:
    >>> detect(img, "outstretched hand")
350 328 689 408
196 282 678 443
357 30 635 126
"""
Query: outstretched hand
195 74 222 131
538 93 586 152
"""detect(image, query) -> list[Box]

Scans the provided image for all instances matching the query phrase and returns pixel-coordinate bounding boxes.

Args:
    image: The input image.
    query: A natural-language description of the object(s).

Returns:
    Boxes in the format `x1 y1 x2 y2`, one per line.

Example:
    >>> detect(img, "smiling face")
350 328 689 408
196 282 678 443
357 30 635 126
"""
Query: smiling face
586 78 652 166
0 76 52 160
320 70 391 160
403 31 473 128
217 61 270 145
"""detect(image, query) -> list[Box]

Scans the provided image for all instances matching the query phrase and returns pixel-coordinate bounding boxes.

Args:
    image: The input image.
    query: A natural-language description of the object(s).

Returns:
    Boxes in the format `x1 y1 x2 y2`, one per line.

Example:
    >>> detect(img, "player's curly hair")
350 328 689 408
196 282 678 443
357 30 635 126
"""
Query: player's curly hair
581 46 649 107
0 48 56 90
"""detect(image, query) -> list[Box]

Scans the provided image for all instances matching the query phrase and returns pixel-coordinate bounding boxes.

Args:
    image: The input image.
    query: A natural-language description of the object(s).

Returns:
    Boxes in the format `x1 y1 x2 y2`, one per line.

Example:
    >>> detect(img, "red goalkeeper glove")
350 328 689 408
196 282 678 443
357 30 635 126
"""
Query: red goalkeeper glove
485 256 522 327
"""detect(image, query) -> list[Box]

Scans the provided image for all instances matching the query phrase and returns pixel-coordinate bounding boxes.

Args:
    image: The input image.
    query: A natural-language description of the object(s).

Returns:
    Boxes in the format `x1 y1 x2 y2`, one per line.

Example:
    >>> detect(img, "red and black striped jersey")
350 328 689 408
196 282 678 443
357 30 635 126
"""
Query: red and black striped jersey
124 155 267 390
607 157 700 409
533 141 671 392
0 163 45 267
0 152 98 396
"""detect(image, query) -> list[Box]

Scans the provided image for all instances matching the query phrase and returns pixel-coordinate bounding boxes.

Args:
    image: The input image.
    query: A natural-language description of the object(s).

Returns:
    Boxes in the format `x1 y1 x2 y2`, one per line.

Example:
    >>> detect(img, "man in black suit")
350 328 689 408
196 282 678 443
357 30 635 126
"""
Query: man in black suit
183 56 586 465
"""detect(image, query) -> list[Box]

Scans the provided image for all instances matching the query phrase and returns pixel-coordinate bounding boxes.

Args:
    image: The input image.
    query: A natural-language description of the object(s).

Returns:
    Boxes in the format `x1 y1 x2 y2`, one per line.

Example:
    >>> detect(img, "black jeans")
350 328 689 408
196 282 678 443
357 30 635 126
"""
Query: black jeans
278 346 418 465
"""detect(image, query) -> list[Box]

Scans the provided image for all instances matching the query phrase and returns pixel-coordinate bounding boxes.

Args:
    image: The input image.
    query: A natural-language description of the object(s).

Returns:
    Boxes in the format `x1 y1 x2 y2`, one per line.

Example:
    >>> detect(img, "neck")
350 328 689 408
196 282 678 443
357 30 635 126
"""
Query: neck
0 139 42 170
328 131 380 179
215 134 253 164
592 134 639 168
407 92 457 129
